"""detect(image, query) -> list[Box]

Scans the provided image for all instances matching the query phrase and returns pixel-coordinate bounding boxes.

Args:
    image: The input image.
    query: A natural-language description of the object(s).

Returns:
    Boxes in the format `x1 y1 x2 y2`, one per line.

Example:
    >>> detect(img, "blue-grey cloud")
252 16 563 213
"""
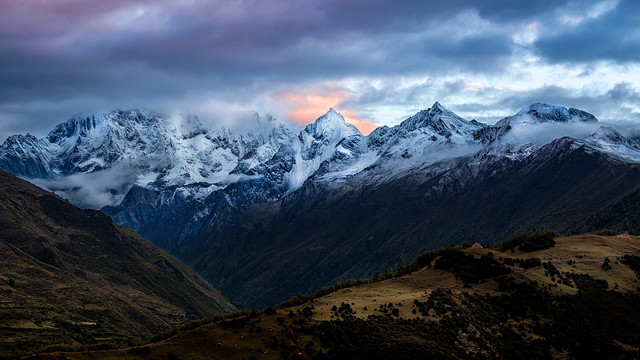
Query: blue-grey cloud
0 0 637 140
534 0 640 63
456 82 640 125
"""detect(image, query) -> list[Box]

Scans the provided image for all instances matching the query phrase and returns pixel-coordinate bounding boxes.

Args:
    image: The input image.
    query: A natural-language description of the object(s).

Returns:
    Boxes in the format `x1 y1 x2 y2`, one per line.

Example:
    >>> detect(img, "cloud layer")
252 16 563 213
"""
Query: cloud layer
0 0 639 139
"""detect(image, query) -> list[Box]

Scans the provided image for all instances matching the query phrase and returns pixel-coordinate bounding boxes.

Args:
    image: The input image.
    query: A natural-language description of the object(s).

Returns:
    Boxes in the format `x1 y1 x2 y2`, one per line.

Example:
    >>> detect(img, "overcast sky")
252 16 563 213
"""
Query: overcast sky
1 0 639 139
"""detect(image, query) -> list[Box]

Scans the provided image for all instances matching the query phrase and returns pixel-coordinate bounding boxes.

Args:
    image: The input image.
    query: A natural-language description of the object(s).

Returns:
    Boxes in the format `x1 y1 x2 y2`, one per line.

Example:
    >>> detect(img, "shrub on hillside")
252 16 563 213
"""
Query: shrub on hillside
621 255 640 277
434 251 511 283
591 229 619 236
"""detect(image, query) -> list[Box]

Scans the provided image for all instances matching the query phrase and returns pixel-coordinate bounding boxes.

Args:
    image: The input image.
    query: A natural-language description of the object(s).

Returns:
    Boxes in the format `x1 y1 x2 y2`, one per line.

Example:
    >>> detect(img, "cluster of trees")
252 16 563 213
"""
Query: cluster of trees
433 251 511 283
500 230 558 252
315 281 640 359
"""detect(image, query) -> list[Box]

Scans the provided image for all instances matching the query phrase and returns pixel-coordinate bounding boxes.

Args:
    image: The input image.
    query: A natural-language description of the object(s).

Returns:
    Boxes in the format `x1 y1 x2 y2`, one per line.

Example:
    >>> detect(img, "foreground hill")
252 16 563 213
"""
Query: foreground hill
38 233 640 359
0 170 235 356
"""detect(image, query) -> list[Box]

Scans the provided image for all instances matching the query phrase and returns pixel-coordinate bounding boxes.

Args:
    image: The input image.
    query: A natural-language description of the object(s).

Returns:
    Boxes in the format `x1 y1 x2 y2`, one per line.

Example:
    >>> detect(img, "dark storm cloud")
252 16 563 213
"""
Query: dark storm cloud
1 1 516 82
0 0 561 87
0 0 636 140
534 0 640 63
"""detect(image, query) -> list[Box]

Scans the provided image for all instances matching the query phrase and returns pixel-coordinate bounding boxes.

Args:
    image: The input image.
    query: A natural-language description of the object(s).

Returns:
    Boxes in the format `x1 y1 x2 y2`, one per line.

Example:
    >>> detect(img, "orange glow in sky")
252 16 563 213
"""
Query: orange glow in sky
273 88 378 135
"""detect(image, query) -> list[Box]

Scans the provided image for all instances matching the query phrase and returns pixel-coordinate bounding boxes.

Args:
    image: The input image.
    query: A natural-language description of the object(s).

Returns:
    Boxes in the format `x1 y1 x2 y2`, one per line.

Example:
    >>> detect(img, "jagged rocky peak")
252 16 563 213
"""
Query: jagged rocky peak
106 108 160 122
3 133 39 147
304 108 361 139
400 102 485 134
47 114 98 142
45 109 167 146
0 133 52 179
515 103 598 123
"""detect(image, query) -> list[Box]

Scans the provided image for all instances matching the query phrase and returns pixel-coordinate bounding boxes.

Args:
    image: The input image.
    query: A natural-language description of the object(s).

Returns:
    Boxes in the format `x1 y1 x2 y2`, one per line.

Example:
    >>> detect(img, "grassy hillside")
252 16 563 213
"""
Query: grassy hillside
36 233 640 360
0 170 235 357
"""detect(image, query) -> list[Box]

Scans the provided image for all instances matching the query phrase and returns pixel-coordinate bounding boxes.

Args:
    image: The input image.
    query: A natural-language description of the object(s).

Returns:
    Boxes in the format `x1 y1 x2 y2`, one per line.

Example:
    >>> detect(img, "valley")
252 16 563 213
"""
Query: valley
3 103 640 307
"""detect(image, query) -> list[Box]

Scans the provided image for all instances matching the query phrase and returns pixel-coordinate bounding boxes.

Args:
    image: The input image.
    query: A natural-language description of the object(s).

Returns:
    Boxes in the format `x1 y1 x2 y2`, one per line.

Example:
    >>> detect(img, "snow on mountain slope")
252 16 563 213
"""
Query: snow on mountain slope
514 103 598 122
0 134 55 178
2 102 639 211
583 126 640 162
370 102 485 168
472 103 605 162
311 102 488 185
283 109 366 191
369 102 484 156
476 103 599 145
0 110 295 207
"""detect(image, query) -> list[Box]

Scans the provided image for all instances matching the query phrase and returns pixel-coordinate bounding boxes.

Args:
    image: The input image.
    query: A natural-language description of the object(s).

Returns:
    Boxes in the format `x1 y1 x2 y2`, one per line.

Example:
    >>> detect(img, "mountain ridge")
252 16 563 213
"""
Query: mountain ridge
2 102 611 207
4 102 640 306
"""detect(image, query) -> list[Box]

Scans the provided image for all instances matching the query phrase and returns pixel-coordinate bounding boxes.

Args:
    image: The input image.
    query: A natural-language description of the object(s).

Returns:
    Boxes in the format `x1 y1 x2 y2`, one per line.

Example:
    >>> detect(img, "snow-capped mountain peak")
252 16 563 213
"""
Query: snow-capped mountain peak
514 103 598 124
364 103 485 164
583 126 640 163
588 126 626 144
47 114 98 143
476 103 601 147
277 109 365 192
0 102 633 212
516 102 564 116
303 108 361 140
398 102 483 136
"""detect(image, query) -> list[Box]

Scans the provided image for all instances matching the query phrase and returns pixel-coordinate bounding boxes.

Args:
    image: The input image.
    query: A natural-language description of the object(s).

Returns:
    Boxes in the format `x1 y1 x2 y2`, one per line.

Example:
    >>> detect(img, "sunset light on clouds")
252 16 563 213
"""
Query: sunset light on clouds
273 88 379 135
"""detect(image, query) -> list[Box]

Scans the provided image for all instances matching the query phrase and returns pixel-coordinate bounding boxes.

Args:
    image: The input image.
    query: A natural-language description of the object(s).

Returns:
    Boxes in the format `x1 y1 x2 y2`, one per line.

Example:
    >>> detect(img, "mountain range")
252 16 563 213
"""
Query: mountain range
3 102 640 306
